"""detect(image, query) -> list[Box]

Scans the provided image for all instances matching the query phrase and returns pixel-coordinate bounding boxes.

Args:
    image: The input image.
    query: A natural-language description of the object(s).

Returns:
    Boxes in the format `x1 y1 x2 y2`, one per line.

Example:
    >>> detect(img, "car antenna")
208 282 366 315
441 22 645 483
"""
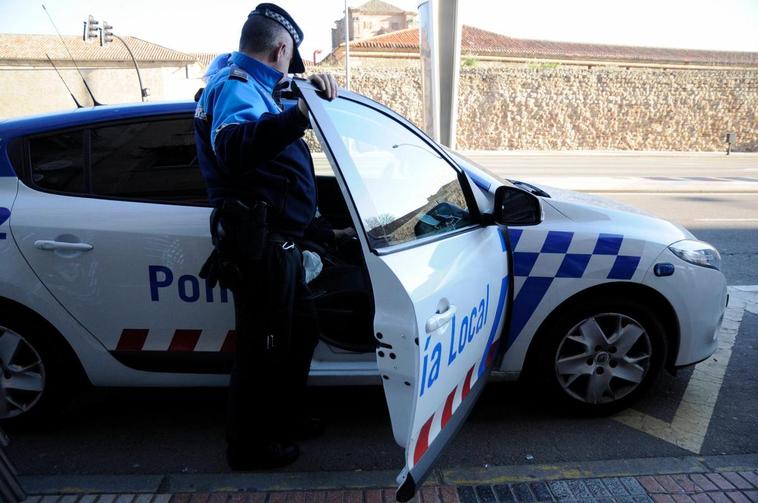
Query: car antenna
41 4 102 106
45 53 83 108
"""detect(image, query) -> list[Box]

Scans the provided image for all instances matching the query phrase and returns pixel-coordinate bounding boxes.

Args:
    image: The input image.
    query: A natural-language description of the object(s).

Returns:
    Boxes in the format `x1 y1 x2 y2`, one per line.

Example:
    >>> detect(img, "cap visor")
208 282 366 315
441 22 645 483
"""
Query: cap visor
289 48 305 74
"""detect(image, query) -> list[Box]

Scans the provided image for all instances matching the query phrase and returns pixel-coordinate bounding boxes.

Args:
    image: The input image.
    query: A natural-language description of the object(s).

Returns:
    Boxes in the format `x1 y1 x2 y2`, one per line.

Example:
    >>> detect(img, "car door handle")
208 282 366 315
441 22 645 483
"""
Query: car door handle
425 305 457 333
34 240 93 252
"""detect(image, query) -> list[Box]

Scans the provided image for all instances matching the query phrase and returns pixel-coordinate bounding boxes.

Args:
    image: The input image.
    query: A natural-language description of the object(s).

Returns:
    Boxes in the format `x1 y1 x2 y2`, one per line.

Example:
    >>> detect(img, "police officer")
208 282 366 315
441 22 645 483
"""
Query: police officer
194 3 338 469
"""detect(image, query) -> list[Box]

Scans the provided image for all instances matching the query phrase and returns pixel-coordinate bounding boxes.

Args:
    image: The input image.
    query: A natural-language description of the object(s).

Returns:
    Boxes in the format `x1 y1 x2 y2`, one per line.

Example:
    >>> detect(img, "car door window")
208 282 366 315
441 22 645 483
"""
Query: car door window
29 131 85 194
319 98 475 249
90 118 206 204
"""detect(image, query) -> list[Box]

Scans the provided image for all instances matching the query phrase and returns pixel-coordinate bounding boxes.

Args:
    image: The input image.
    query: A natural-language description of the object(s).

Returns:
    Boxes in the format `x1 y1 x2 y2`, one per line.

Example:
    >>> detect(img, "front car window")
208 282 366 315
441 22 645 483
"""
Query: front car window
319 98 475 249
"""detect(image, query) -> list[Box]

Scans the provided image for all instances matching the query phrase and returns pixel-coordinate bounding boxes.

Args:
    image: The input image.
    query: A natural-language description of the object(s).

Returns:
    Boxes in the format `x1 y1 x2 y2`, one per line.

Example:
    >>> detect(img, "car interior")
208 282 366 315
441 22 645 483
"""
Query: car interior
302 175 376 354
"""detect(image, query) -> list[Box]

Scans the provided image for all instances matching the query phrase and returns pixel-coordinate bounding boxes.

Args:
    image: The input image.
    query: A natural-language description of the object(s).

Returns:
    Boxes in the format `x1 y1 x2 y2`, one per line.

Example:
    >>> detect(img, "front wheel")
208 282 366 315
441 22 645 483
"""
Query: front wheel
533 299 667 415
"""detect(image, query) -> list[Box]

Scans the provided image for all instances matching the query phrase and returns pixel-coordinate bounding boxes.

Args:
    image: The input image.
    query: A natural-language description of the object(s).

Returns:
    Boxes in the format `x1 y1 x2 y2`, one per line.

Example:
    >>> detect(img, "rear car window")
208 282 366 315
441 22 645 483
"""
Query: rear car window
25 116 207 205
29 131 86 194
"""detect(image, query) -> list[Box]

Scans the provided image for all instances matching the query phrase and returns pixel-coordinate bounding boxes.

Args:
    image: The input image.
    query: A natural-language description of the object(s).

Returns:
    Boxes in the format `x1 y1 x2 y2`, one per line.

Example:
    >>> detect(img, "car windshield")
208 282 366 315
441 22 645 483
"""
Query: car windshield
442 147 504 182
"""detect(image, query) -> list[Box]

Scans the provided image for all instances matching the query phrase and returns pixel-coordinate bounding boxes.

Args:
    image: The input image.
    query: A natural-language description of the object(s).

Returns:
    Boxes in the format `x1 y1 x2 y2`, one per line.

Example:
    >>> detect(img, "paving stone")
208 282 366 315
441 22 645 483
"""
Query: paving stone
58 496 79 503
97 496 118 503
633 497 654 503
545 481 571 501
743 490 758 502
510 483 535 502
78 496 99 503
249 494 267 503
291 492 309 503
457 486 477 503
383 489 396 503
189 494 210 503
594 498 614 503
152 495 173 503
492 485 515 503
38 497 61 503
738 473 758 488
670 476 700 494
421 487 441 503
707 474 737 491
671 495 694 502
657 476 686 494
365 490 382 503
528 482 551 502
724 492 750 503
475 486 496 503
269 493 288 503
343 491 361 503
304 489 326 503
708 493 731 503
171 496 192 503
564 480 591 500
722 473 754 491
615 497 638 503
439 486 459 503
623 478 650 496
640 477 667 494
652 495 675 502
207 494 230 503
691 494 714 503
585 479 611 498
134 495 156 503
690 475 720 492
326 491 345 503
602 477 631 497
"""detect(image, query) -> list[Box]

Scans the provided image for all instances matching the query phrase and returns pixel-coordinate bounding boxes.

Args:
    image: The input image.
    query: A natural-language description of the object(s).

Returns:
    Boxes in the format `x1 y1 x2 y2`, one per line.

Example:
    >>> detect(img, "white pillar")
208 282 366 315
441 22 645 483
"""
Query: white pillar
418 0 461 148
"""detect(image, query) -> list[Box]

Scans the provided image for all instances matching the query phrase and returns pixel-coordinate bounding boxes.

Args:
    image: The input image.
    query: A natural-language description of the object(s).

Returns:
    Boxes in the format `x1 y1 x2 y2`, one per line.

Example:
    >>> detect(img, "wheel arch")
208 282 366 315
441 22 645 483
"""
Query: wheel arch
0 295 90 386
522 282 680 377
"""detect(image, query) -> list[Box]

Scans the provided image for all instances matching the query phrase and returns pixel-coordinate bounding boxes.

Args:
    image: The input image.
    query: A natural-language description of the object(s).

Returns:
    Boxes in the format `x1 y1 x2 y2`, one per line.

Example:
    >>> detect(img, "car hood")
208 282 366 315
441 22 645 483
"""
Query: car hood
523 182 696 244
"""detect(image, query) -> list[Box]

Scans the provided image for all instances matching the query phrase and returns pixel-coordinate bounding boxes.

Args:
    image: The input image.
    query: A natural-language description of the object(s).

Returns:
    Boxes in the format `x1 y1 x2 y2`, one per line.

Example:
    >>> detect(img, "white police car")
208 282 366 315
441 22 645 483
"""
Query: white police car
0 81 726 499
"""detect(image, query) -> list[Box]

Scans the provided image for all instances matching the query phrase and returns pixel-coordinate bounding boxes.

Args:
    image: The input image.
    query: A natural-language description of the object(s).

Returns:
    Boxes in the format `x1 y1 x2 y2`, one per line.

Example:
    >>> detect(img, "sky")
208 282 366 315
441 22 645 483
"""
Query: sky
0 0 756 63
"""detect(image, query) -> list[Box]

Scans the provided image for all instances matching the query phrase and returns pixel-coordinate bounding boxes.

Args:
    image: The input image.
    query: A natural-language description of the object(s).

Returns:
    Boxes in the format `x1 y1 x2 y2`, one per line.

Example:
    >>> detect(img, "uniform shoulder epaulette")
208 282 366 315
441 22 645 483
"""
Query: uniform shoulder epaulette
228 65 249 83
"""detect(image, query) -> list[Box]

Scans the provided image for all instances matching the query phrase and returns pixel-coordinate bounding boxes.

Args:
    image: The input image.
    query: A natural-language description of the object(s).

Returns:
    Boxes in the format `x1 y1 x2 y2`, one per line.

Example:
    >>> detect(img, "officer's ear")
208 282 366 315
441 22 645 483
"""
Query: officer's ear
274 41 288 65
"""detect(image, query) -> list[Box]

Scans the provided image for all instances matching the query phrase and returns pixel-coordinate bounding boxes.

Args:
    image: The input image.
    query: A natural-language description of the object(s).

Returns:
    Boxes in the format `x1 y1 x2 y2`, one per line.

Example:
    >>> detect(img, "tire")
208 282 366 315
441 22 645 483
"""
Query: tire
532 297 667 415
0 312 76 427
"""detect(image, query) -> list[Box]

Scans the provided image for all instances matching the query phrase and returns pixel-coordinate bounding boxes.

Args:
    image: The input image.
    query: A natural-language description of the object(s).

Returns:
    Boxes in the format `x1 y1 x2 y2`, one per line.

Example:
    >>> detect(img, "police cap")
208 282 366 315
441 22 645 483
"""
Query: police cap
249 3 305 74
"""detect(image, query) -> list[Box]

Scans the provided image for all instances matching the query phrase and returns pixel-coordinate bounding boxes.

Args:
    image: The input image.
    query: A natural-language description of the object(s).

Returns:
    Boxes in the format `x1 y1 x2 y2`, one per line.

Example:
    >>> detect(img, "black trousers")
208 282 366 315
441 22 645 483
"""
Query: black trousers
226 238 319 449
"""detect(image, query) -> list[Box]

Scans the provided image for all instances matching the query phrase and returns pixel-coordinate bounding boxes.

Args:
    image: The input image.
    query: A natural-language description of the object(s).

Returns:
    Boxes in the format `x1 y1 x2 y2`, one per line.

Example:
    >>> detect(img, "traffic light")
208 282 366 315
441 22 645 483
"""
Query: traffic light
86 15 99 41
101 21 113 46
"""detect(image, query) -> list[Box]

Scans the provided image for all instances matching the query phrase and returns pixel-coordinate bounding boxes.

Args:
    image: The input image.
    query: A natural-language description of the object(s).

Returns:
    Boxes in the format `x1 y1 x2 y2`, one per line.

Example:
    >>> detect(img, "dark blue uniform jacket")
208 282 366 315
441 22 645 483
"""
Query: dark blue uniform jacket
194 51 316 237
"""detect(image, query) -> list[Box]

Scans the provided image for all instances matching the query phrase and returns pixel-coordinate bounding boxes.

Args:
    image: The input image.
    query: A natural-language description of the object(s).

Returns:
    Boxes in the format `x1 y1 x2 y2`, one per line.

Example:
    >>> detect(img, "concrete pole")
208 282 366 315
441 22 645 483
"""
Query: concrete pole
345 0 351 90
437 0 461 149
418 0 461 147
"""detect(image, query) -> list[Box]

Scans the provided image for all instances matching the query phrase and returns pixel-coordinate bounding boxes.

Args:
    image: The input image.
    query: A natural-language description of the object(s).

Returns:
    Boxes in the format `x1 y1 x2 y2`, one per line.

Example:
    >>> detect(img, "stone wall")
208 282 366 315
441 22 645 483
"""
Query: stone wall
324 64 758 152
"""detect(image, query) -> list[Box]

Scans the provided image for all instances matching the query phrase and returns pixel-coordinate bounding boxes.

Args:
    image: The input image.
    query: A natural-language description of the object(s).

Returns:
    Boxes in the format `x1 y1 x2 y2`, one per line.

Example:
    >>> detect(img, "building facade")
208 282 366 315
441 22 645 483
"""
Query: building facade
331 0 416 51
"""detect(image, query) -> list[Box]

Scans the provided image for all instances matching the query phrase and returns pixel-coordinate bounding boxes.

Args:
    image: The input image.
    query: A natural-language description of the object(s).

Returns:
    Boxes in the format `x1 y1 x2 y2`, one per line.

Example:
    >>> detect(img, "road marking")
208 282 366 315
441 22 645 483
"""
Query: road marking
694 218 758 222
614 285 758 453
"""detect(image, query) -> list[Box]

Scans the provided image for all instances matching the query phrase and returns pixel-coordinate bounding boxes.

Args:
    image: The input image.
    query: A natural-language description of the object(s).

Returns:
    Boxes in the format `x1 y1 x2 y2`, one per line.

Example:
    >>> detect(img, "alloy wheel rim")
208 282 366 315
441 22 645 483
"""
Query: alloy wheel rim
554 313 652 405
0 325 46 419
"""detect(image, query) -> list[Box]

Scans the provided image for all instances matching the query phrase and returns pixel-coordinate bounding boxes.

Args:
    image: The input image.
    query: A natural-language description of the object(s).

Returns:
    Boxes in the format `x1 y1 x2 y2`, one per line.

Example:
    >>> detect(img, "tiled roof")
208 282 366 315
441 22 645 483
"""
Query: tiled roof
353 0 406 13
189 52 220 70
0 34 195 63
345 25 758 67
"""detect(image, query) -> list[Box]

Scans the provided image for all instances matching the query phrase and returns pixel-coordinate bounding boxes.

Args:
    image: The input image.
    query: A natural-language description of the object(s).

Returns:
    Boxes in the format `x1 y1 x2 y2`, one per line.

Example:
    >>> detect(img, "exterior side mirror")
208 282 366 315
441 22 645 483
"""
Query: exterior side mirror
492 185 543 226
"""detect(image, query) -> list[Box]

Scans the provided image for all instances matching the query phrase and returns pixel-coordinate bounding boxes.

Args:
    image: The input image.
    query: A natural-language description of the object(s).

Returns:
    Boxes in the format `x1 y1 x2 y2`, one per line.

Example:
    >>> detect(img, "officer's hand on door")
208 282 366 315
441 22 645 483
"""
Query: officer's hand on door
298 73 338 117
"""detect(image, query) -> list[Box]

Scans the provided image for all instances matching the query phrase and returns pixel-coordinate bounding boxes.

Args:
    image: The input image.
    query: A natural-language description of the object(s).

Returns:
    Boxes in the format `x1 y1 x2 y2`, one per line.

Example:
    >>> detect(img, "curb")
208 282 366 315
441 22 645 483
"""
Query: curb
20 453 758 496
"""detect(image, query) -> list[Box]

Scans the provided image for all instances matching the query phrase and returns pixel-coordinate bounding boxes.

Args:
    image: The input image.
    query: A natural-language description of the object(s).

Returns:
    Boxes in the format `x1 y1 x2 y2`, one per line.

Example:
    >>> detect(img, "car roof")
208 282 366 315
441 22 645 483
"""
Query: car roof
0 101 196 139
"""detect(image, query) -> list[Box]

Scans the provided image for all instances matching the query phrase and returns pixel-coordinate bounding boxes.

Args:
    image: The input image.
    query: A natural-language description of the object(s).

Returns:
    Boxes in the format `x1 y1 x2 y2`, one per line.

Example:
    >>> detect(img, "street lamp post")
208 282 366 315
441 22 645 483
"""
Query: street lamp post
84 16 149 102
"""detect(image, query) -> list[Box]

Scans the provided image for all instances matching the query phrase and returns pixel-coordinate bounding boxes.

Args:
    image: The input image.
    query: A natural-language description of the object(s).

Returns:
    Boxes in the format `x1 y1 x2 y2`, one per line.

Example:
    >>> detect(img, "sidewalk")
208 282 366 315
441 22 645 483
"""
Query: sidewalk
21 454 758 502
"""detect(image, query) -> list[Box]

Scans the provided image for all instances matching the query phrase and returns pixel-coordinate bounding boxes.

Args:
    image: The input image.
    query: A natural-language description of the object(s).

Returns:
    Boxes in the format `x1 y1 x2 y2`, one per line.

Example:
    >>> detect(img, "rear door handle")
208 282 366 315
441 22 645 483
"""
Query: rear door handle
425 305 457 333
34 240 93 252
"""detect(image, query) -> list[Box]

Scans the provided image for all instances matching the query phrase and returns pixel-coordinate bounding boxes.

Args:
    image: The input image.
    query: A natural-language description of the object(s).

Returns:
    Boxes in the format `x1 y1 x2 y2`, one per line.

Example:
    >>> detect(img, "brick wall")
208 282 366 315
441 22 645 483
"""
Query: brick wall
326 64 758 152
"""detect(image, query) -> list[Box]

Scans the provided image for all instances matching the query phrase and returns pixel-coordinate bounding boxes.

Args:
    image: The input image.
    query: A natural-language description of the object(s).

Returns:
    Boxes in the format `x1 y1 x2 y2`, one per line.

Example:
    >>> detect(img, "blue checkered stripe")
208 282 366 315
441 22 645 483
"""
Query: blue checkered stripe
505 229 644 348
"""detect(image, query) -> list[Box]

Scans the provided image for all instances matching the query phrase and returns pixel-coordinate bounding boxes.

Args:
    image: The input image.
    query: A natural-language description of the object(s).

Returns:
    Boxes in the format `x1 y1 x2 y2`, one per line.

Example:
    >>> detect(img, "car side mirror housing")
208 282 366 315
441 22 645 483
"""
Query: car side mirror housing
491 185 543 226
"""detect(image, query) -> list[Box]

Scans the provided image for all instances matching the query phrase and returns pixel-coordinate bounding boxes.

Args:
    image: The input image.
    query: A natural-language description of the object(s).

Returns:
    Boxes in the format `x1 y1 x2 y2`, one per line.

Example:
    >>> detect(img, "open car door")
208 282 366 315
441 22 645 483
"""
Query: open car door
299 81 510 501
